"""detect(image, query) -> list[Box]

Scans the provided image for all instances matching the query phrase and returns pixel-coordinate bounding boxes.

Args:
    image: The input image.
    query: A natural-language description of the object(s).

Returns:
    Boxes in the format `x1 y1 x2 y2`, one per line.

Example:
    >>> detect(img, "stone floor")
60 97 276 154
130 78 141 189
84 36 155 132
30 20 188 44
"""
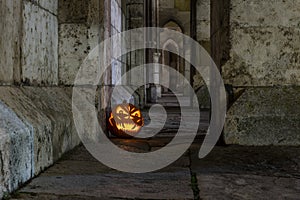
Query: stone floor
8 140 300 200
6 109 300 199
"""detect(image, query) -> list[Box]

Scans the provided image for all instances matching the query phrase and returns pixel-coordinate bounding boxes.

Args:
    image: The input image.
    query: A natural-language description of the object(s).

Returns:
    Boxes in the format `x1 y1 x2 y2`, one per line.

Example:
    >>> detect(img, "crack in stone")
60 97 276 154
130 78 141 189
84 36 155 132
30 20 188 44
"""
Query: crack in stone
24 0 57 17
188 150 201 200
0 151 4 183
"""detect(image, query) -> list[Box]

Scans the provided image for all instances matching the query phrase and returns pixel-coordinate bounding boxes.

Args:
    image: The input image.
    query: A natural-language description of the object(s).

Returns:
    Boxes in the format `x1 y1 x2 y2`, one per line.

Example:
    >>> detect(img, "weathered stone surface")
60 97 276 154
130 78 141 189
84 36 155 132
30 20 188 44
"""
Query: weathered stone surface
194 85 210 109
0 0 22 85
0 0 59 86
0 86 80 198
13 145 193 200
218 0 300 147
87 0 104 50
231 0 300 28
58 0 89 24
58 24 89 85
190 145 300 199
58 0 105 86
224 87 300 145
190 145 300 177
194 0 213 110
196 0 210 41
18 172 193 200
111 0 124 86
197 174 300 199
0 101 33 199
160 0 174 9
22 0 58 85
223 0 300 86
127 3 143 18
158 0 190 35
37 0 58 15
10 142 300 200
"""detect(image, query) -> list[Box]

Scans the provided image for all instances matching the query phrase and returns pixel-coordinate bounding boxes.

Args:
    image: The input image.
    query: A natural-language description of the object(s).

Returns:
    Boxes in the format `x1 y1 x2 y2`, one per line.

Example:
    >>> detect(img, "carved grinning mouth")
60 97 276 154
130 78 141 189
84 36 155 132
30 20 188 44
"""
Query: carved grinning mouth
117 122 137 130
108 103 144 137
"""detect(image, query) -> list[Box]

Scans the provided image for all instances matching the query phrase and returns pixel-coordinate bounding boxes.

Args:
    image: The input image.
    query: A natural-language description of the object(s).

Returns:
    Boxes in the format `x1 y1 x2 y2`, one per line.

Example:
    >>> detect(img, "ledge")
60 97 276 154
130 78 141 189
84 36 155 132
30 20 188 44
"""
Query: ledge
224 87 300 145
0 86 80 198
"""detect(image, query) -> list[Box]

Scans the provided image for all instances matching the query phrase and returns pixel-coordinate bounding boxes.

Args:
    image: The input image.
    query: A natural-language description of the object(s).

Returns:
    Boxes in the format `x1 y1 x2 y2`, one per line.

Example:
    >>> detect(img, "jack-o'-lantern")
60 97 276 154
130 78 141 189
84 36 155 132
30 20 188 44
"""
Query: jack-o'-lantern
108 103 144 138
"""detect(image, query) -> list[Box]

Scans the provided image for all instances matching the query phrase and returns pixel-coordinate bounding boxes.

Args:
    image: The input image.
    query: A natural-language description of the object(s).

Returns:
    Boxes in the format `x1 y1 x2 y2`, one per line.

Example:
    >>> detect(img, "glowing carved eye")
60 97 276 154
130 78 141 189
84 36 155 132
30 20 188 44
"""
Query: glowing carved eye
132 111 141 118
108 103 144 138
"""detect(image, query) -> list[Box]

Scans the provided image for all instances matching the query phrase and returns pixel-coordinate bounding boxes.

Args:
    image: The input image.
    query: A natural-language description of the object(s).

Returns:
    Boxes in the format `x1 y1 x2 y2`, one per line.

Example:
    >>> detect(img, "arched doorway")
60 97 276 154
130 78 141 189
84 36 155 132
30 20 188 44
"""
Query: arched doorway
161 21 184 94
144 0 195 106
162 40 180 93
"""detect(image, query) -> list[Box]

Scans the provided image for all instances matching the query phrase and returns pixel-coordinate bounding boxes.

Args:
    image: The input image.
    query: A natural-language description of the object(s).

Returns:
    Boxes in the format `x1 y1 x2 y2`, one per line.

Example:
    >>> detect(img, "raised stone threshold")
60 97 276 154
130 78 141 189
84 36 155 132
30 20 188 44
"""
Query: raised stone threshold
0 86 80 199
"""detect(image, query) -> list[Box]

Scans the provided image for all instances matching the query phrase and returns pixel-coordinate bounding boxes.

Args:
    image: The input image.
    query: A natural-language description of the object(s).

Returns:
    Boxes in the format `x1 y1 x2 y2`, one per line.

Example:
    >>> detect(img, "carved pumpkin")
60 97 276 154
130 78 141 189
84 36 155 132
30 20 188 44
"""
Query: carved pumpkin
108 103 144 138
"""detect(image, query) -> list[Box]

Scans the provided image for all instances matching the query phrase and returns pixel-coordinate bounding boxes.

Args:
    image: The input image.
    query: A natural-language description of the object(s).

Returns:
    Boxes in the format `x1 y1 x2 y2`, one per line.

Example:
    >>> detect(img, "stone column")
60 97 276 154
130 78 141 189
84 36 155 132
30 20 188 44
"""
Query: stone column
184 39 191 96
150 52 161 102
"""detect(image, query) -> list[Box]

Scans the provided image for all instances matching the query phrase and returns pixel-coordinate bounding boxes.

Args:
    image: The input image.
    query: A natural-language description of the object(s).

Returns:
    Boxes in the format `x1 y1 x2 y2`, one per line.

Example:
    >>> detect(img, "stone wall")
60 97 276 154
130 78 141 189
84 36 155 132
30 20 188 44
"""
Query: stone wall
111 0 126 86
223 0 300 87
0 0 104 198
0 0 58 86
0 0 22 85
224 87 300 145
0 100 32 198
223 0 300 145
0 87 80 198
125 0 145 105
193 0 211 109
159 0 190 35
196 0 210 47
58 0 104 86
22 0 59 85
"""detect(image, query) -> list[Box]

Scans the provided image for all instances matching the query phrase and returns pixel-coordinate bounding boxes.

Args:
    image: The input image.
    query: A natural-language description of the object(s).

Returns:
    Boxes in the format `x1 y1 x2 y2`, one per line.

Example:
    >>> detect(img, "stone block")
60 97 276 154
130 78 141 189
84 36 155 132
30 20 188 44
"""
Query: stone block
231 0 300 28
159 0 174 9
18 171 194 199
196 0 210 21
111 59 122 85
37 0 58 15
224 0 300 86
58 0 89 23
194 86 211 109
59 24 89 85
174 0 190 12
0 0 22 85
196 20 210 41
0 86 81 198
22 1 58 85
0 86 80 179
87 0 104 50
127 4 144 18
223 26 300 86
0 101 33 199
224 87 300 145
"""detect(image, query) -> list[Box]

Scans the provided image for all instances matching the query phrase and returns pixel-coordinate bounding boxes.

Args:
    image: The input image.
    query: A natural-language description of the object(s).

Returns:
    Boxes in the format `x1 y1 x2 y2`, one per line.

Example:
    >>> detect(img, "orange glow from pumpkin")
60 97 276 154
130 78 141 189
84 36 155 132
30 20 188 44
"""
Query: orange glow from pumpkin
108 103 144 137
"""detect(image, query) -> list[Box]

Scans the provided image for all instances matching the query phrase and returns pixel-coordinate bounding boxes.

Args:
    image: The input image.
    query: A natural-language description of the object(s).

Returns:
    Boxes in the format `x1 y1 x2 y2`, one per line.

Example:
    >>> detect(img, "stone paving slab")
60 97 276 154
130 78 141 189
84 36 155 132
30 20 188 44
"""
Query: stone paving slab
16 172 193 200
10 145 193 200
9 141 300 200
189 145 300 199
190 145 300 178
197 174 300 200
34 145 191 176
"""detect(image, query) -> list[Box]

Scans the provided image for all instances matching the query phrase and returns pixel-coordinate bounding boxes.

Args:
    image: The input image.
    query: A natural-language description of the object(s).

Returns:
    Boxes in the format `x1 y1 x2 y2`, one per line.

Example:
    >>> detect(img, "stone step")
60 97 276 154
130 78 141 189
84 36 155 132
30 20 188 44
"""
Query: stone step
224 87 300 145
161 93 184 97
